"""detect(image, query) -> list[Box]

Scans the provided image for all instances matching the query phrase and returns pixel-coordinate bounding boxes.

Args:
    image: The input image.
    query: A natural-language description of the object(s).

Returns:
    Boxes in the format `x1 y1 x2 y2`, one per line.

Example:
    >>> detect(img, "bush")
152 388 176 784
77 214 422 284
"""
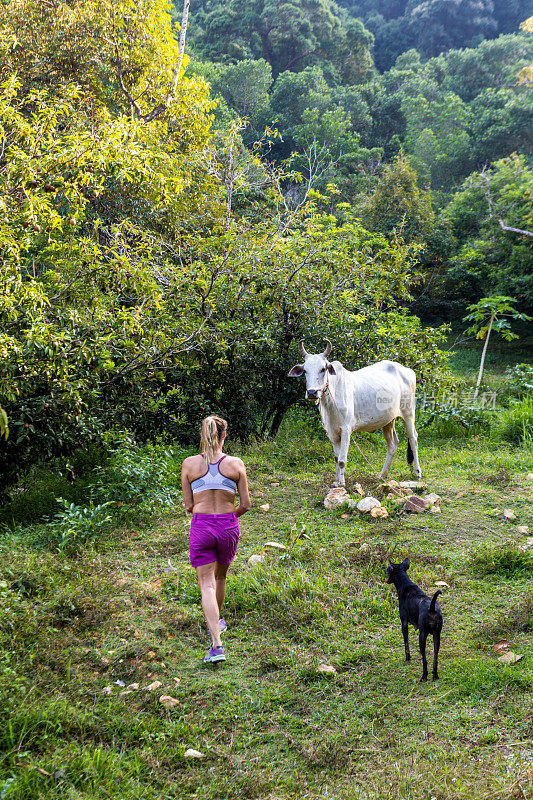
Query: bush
496 396 533 445
91 436 183 514
48 498 114 554
499 363 533 402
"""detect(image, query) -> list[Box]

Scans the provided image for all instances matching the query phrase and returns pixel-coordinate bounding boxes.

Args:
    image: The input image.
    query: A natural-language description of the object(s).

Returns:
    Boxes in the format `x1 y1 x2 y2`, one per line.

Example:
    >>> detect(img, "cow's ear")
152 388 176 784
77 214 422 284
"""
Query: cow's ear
401 557 410 570
288 365 304 377
327 363 336 375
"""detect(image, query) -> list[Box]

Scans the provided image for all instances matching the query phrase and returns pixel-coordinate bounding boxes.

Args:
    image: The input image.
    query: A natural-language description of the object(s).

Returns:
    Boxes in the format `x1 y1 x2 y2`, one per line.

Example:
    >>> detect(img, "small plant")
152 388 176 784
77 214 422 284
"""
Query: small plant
463 296 532 400
50 498 114 553
92 436 181 514
499 363 533 402
469 543 533 577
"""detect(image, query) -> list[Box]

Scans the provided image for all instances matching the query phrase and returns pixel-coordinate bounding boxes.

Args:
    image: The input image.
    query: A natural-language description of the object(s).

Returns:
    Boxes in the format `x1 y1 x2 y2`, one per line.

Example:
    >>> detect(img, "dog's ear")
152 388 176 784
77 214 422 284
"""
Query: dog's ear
401 557 410 570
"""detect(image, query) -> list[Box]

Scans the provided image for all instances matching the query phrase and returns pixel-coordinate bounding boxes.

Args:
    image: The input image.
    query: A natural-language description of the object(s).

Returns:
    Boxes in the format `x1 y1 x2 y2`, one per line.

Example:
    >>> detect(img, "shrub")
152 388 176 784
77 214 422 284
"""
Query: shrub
91 436 183 514
499 363 533 402
48 498 114 554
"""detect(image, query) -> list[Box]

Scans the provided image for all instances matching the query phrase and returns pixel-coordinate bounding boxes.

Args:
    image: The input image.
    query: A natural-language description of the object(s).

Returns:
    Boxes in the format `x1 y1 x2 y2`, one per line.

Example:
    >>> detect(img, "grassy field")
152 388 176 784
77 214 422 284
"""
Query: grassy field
1 359 533 799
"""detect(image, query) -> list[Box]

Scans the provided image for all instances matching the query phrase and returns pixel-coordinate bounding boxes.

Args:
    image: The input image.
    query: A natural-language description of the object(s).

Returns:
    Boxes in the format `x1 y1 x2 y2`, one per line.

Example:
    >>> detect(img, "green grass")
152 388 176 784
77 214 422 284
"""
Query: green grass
1 353 533 799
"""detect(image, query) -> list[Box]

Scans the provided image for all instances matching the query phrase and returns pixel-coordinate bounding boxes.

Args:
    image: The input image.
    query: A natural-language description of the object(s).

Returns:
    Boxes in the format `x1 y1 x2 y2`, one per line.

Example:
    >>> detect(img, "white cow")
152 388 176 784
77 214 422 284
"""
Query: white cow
289 340 421 486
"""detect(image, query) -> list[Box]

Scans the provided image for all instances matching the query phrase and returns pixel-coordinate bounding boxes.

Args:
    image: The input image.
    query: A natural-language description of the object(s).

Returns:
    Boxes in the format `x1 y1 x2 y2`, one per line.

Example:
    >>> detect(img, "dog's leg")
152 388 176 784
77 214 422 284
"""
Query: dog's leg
432 630 441 681
419 630 428 682
402 619 410 661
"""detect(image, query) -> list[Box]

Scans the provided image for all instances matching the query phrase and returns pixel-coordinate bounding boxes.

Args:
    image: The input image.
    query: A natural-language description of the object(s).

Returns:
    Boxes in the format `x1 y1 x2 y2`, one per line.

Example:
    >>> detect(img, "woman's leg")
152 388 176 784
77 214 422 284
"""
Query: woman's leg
196 563 222 648
215 562 229 612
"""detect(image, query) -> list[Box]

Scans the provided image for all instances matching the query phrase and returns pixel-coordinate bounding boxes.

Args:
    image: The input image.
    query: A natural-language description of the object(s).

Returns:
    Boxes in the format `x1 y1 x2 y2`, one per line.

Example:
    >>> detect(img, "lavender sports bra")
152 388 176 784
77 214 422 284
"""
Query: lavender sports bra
190 455 237 495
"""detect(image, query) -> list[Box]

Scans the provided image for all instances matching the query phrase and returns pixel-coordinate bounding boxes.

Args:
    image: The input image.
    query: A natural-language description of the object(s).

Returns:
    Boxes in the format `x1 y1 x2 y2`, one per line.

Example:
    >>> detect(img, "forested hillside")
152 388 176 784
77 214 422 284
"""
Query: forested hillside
187 0 533 319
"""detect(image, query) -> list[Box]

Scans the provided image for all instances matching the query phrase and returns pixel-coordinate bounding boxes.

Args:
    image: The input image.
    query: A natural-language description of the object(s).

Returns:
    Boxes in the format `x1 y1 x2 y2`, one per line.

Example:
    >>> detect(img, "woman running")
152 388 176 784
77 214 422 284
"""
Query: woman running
181 415 251 664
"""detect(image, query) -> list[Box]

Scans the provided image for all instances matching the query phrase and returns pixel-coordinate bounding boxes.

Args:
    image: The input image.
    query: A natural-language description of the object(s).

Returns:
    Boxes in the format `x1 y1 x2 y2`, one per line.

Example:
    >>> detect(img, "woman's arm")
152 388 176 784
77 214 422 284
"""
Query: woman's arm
235 460 251 518
181 459 194 514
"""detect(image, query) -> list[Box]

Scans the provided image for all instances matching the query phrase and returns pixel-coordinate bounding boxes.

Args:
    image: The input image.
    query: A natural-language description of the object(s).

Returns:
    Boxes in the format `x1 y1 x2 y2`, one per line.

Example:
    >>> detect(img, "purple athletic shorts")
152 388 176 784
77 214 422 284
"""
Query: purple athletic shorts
189 513 240 568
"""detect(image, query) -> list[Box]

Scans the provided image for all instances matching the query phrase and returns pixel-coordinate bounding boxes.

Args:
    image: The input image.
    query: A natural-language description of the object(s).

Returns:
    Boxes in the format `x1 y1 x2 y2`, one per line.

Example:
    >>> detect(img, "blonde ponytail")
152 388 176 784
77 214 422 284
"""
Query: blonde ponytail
200 415 227 464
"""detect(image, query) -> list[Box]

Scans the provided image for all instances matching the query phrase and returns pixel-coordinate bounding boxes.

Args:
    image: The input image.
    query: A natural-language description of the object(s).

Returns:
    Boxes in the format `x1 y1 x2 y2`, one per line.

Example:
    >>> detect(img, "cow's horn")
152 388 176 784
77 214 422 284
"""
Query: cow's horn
298 340 308 359
323 339 332 358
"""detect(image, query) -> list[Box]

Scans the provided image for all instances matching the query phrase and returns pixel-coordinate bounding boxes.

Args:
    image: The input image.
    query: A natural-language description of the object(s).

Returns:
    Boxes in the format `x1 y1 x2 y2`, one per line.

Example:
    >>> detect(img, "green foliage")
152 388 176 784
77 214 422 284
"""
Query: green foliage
49 499 114 554
499 362 533 401
358 150 434 241
464 296 532 343
92 438 182 512
496 396 533 445
444 156 533 307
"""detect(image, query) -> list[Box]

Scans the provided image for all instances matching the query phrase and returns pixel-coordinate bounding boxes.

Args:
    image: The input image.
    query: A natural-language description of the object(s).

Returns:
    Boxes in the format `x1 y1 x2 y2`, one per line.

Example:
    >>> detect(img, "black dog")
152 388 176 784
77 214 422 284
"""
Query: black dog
385 558 443 682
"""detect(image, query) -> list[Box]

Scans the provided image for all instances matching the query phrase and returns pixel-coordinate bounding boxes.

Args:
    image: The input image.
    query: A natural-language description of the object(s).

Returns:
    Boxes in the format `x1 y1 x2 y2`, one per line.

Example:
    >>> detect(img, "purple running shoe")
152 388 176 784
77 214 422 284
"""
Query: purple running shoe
219 618 228 634
203 646 226 663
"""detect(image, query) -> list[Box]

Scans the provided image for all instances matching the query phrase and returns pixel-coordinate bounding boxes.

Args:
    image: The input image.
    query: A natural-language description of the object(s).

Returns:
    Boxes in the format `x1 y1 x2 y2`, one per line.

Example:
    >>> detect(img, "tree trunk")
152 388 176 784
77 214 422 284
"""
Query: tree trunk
473 314 494 400
268 404 289 438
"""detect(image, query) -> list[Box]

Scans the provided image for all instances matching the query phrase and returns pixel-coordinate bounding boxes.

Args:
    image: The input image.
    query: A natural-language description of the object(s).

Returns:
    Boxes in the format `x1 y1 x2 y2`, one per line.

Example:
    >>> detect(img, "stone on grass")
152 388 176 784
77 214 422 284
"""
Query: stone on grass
146 681 163 692
517 525 530 535
493 640 510 654
324 487 350 509
359 542 371 554
247 554 263 567
430 505 442 514
101 686 113 695
259 503 270 512
498 651 523 665
435 581 449 589
398 480 427 490
126 683 140 691
370 506 389 519
526 473 533 481
184 749 205 759
404 495 430 513
503 509 516 521
159 695 179 709
353 483 364 497
526 538 533 548
426 492 441 505
341 513 350 519
264 542 287 553
317 664 337 675
356 497 381 513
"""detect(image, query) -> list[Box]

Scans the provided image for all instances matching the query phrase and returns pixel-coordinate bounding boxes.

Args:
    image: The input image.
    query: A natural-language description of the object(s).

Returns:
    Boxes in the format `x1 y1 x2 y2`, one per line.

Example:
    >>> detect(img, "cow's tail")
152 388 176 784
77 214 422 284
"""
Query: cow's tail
430 590 442 612
407 440 414 465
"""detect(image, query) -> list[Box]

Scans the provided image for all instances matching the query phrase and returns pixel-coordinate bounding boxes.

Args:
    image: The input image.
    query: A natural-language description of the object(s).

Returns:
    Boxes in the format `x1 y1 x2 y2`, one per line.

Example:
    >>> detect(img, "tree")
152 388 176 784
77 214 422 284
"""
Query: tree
463 296 532 398
358 151 434 242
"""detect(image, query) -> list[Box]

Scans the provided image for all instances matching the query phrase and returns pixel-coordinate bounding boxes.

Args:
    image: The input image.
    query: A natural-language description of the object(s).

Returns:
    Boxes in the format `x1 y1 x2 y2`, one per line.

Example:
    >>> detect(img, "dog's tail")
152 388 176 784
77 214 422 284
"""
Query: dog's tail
407 440 414 465
430 590 442 612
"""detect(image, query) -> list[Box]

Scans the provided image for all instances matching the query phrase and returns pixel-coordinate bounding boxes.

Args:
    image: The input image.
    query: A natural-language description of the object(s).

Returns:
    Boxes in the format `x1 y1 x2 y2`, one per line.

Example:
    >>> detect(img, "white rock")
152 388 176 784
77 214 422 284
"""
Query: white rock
517 525 530 535
503 509 516 521
398 481 427 490
324 487 351 509
526 473 533 480
356 496 381 513
526 537 533 547
426 492 441 505
498 651 523 664
159 695 179 709
317 664 337 675
146 681 163 692
353 483 364 496
259 503 270 512
359 542 371 553
126 683 139 691
247 554 263 567
346 498 359 510
435 581 449 588
430 505 442 514
184 749 205 759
